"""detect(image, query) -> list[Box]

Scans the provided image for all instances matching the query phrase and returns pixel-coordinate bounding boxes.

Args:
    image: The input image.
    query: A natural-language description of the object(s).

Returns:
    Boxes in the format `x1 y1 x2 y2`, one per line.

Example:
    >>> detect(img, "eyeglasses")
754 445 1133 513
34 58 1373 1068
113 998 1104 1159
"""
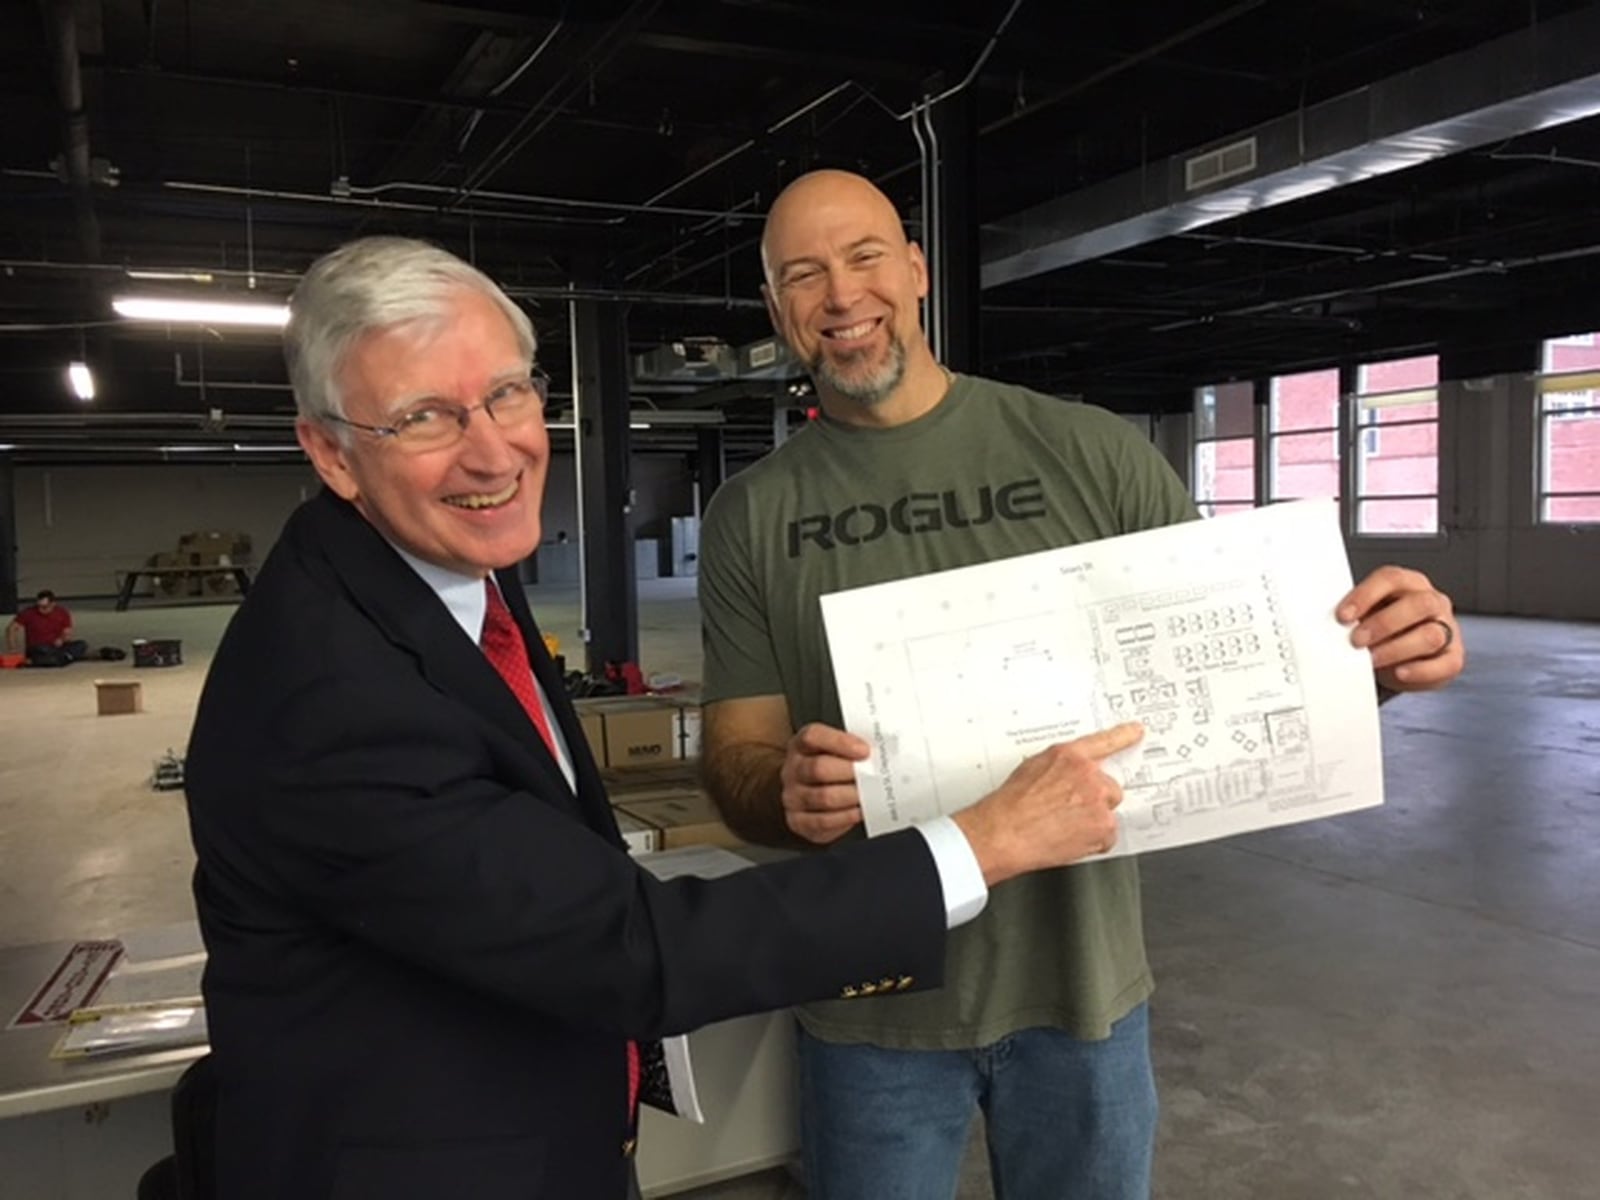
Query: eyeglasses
324 370 549 452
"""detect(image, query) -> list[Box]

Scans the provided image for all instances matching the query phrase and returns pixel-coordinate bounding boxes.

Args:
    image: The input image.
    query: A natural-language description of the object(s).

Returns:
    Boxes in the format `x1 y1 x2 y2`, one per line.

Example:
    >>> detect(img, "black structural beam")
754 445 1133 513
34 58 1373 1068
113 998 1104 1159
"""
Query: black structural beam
570 294 639 674
695 426 725 508
924 81 979 372
0 457 16 614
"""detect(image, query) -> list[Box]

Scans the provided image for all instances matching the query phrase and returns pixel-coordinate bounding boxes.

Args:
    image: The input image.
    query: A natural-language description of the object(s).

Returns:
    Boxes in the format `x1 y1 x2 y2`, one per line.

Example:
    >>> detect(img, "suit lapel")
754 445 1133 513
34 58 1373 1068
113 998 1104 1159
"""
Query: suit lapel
302 493 585 815
495 568 617 834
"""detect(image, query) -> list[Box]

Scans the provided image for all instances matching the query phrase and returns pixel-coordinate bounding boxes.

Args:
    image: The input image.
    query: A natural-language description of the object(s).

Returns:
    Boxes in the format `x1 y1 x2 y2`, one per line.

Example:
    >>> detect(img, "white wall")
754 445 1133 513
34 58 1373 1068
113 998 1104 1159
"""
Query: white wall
14 464 319 599
13 451 701 601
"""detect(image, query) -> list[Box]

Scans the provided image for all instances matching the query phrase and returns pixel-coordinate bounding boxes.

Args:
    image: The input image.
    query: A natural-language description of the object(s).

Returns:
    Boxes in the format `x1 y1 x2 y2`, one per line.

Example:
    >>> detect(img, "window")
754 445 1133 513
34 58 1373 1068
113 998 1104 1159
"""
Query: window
1353 355 1439 535
1268 368 1340 502
1538 333 1600 524
1193 382 1255 518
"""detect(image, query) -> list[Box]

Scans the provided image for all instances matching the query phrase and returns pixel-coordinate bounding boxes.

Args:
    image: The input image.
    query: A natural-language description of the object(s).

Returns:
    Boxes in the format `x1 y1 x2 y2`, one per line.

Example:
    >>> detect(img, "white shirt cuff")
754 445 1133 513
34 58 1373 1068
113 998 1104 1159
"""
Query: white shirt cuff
913 816 989 929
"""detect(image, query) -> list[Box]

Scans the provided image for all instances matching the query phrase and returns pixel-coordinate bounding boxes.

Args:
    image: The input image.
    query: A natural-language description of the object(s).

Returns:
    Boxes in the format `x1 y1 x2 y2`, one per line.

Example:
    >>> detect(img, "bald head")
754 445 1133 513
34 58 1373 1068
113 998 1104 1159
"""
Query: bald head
758 169 941 419
760 170 911 284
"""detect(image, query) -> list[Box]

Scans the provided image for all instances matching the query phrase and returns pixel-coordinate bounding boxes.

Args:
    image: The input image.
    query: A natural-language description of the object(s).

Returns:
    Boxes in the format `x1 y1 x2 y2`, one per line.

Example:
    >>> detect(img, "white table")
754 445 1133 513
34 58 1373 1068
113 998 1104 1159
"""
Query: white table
0 935 798 1199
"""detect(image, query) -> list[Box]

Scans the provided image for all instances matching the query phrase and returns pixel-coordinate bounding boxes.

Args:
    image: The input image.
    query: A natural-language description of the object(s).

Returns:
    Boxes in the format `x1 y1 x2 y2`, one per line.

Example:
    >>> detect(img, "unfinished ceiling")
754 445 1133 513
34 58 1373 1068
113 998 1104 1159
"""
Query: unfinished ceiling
4 0 1600 460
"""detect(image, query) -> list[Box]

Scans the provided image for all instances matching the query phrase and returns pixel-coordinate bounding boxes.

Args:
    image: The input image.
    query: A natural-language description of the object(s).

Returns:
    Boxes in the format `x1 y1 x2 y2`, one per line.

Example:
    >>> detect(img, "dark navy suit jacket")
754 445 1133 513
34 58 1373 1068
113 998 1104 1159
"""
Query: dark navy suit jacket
185 490 944 1200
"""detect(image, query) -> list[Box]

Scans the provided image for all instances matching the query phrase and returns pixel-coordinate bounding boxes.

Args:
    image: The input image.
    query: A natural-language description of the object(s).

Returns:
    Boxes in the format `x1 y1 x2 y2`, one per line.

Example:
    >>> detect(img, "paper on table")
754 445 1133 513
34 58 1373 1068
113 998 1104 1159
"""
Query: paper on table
820 500 1384 855
75 956 205 1015
116 920 205 965
633 844 760 1123
51 1006 208 1060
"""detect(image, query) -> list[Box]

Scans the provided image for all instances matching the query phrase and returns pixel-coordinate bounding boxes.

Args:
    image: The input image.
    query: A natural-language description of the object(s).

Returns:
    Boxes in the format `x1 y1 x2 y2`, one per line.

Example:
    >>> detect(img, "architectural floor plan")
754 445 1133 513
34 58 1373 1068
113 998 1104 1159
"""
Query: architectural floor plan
821 501 1384 856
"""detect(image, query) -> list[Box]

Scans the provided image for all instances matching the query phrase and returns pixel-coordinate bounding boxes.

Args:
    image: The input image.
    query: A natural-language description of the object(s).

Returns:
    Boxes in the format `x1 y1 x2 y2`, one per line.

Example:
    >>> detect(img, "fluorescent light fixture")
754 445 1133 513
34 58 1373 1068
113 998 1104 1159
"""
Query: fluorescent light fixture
124 269 216 283
67 361 95 400
113 295 290 328
545 420 655 431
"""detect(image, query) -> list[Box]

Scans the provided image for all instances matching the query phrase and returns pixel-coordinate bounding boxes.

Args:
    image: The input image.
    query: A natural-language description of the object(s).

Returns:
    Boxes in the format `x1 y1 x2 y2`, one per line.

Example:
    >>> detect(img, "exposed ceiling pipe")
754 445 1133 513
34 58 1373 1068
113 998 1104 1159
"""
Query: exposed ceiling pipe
0 411 296 428
0 254 766 310
892 0 1025 121
453 0 662 205
1153 240 1600 334
980 0 1269 139
640 80 856 209
348 179 763 223
39 0 100 260
161 180 621 227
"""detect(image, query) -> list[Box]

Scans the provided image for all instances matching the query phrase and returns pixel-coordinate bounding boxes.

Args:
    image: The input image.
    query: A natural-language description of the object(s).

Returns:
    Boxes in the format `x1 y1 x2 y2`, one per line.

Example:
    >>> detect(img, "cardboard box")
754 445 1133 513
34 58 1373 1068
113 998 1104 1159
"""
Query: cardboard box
583 698 679 767
576 709 606 765
600 760 702 789
95 680 143 716
601 761 704 805
616 790 743 851
677 704 703 759
613 808 662 857
647 694 704 759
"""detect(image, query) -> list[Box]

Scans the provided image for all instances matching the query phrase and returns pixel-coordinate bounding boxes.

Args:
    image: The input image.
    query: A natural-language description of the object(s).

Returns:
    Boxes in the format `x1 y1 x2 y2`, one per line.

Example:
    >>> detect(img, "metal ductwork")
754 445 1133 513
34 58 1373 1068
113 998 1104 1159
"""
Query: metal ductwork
632 334 801 383
982 4 1600 288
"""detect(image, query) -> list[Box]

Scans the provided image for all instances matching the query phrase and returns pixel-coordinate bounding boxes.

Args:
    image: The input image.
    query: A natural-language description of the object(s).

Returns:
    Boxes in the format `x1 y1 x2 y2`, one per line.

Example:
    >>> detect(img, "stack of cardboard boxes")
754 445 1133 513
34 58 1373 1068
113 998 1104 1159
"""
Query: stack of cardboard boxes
571 694 736 856
147 530 253 596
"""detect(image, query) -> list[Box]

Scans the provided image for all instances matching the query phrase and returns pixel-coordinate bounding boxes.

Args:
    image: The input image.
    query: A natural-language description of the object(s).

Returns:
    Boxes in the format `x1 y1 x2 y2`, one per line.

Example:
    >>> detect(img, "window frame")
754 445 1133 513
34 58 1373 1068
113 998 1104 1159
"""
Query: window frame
1534 359 1600 526
1350 363 1441 539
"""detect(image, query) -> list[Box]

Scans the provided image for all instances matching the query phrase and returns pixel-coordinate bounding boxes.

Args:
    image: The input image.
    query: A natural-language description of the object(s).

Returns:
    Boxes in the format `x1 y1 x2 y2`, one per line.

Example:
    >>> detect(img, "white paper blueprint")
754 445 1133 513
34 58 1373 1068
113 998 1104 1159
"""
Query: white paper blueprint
820 500 1384 856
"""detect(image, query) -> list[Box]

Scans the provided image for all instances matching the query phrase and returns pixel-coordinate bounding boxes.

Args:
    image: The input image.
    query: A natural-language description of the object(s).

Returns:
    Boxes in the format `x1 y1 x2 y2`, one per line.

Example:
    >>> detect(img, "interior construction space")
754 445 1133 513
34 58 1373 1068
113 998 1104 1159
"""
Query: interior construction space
3 2 1600 1198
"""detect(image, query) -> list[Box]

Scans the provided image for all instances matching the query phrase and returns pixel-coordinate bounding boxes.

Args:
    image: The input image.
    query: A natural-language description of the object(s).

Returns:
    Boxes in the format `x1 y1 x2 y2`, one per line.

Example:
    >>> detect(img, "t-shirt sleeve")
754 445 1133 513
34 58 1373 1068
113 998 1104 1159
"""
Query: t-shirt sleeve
698 480 784 704
1096 406 1201 533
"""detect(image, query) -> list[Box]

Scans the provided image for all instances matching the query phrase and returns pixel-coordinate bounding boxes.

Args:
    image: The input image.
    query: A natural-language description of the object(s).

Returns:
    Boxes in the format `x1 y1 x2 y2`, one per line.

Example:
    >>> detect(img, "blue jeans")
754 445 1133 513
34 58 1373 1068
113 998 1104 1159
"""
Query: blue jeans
798 1004 1156 1200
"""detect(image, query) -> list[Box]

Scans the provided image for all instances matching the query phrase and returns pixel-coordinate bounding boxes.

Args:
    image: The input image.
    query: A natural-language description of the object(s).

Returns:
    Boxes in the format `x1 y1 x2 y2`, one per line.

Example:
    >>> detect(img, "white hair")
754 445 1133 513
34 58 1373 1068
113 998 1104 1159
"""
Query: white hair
284 236 536 423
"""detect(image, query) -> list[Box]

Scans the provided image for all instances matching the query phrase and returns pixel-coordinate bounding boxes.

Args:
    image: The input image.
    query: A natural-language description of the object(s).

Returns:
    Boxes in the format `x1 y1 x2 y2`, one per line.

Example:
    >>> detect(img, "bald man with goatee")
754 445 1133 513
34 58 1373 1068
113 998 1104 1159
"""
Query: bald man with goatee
697 169 1465 1199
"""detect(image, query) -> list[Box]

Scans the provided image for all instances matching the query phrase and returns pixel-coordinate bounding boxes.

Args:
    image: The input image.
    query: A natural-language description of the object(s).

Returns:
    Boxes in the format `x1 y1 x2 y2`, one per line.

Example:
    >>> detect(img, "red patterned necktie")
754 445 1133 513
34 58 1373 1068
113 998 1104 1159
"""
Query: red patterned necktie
479 579 643 1121
480 580 559 759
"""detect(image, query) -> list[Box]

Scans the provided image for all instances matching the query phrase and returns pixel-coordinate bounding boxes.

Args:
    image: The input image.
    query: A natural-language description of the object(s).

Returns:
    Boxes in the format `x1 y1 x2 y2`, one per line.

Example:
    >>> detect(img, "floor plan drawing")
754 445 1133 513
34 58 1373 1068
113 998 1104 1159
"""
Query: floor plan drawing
823 501 1384 856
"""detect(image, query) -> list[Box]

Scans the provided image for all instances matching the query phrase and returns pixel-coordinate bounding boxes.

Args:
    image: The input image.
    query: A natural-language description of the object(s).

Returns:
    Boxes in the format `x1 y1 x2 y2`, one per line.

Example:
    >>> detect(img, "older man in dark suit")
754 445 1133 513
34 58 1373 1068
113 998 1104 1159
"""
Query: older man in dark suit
184 236 1142 1200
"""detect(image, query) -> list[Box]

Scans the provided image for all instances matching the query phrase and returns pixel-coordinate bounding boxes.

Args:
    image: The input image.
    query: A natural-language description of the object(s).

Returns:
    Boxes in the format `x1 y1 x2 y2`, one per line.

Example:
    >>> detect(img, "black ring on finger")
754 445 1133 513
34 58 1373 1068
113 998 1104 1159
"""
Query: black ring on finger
1427 618 1454 656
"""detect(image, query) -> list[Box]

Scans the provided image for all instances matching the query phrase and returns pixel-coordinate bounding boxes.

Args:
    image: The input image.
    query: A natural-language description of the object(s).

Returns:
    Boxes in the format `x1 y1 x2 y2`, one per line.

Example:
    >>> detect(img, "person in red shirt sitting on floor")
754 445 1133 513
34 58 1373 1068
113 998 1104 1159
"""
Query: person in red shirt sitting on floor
6 589 89 666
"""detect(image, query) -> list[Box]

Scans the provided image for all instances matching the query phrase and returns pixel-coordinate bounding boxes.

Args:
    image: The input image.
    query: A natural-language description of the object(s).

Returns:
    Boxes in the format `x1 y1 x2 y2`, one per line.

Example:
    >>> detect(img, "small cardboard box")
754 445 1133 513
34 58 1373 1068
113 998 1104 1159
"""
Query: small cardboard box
616 790 743 851
591 698 679 768
95 680 143 716
613 808 662 856
601 761 704 806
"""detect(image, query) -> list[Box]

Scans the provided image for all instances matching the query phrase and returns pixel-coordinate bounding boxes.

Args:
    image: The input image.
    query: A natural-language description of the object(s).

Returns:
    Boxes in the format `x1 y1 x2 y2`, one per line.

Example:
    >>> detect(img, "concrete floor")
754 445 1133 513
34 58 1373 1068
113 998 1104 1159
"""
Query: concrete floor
1 587 1597 1198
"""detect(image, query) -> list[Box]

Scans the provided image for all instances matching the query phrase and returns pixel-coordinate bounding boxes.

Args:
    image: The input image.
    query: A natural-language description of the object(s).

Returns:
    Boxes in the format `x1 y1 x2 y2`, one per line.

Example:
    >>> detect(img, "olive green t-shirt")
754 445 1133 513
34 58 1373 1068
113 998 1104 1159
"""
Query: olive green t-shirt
699 376 1198 1047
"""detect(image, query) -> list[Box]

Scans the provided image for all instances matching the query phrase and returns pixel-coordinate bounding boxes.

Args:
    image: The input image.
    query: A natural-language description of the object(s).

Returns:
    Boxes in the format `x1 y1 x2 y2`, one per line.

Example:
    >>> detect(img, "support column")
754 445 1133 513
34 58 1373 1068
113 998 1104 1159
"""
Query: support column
919 82 980 372
0 457 16 614
694 427 725 511
1339 362 1360 535
1252 377 1273 506
569 294 638 673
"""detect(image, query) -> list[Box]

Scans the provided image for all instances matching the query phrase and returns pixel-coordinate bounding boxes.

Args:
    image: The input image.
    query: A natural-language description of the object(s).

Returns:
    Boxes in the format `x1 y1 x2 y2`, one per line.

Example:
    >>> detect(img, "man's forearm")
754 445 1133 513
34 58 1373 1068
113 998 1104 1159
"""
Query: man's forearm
701 742 807 848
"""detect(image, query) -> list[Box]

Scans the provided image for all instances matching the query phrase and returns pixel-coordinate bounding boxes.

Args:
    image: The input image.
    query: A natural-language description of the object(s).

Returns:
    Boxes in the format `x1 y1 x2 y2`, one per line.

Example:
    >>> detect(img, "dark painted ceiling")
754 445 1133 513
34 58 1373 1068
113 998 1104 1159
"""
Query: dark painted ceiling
4 0 1600 461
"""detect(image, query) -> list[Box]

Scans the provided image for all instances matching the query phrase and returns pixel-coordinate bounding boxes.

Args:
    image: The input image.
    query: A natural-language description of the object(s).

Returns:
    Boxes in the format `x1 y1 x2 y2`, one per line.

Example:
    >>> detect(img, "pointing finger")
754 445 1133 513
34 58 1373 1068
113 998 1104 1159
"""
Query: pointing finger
1068 721 1145 761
